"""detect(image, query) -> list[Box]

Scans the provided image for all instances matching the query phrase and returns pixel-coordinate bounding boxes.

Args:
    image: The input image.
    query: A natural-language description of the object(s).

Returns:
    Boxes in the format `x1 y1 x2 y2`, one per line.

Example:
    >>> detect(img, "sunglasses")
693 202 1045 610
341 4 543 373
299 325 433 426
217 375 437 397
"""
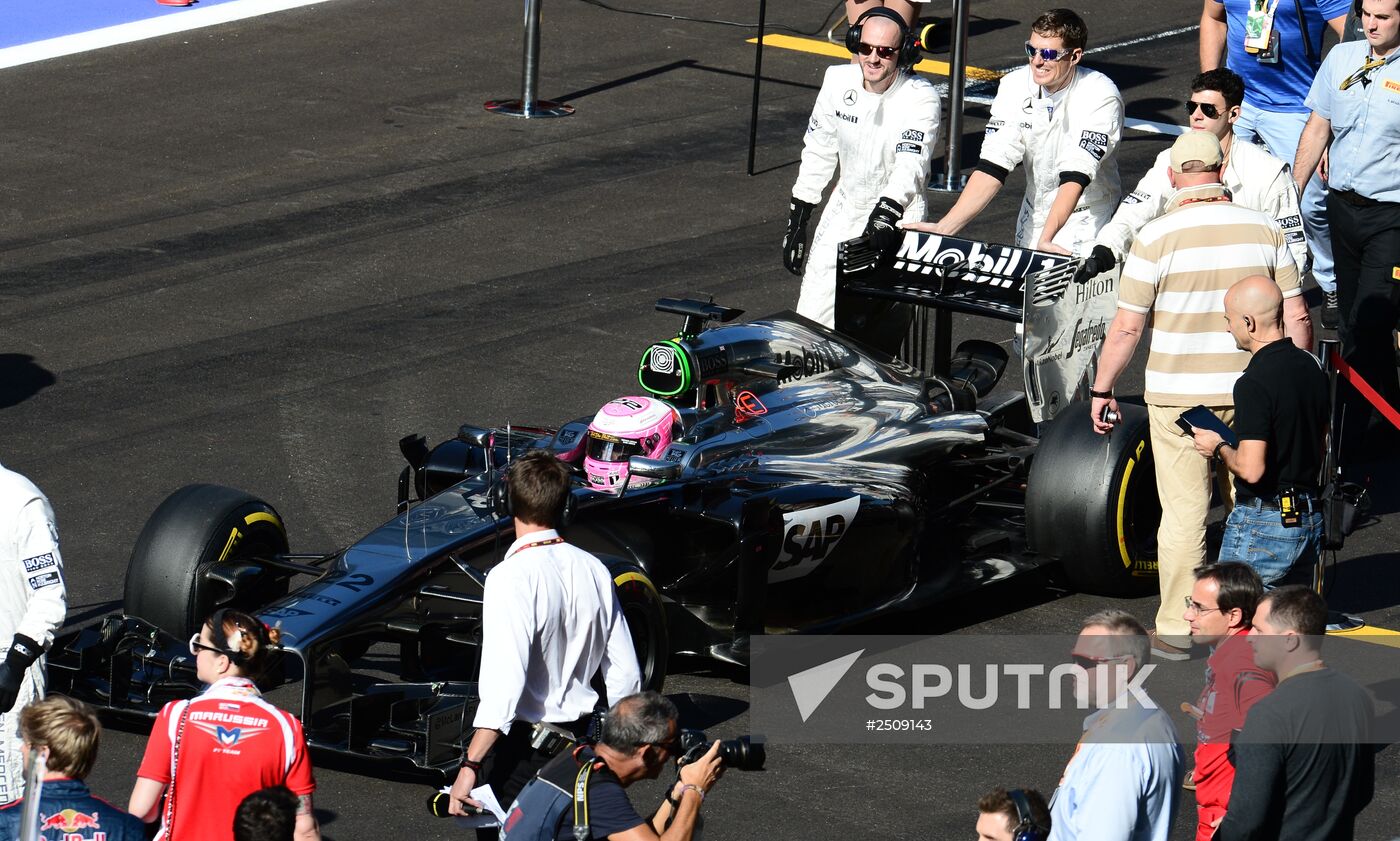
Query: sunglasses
1185 100 1223 119
189 633 233 658
856 42 899 59
1024 42 1074 62
636 736 680 754
1071 653 1128 670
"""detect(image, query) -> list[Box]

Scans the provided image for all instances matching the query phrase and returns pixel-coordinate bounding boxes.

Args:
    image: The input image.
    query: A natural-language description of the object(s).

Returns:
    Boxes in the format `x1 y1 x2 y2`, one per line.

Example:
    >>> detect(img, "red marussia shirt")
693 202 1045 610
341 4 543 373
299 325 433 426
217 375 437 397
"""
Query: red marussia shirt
137 677 315 841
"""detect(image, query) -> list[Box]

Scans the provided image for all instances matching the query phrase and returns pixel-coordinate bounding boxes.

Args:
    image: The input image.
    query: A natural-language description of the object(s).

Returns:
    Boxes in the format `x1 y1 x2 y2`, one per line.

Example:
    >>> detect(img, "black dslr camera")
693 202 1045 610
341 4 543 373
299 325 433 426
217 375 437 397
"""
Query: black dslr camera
677 729 765 771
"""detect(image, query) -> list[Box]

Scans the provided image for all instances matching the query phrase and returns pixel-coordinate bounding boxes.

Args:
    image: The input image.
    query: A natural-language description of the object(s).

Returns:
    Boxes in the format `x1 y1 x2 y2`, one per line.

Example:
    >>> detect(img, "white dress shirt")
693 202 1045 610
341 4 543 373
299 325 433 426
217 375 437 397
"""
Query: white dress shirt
1049 699 1183 841
473 529 642 732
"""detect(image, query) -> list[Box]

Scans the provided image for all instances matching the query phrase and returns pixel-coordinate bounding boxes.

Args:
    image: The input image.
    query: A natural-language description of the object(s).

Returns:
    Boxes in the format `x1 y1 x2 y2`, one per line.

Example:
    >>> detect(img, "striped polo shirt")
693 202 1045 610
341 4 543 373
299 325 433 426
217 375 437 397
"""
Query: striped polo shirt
1118 183 1300 407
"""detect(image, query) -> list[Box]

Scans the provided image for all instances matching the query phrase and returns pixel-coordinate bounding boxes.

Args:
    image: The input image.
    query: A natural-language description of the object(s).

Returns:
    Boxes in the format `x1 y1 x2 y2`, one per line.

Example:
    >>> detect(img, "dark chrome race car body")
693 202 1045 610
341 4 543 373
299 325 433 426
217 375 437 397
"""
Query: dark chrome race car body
49 233 1160 780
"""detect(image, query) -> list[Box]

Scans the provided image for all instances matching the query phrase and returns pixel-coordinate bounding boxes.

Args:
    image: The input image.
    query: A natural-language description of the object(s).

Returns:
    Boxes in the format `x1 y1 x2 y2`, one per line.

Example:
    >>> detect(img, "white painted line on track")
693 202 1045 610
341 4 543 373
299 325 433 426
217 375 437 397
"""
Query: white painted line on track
0 0 339 70
1085 24 1202 56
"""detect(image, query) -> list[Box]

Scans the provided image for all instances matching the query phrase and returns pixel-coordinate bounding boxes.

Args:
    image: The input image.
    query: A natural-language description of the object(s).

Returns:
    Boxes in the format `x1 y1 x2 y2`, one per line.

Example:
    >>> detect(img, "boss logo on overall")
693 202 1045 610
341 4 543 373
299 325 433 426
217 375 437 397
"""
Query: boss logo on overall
1078 130 1109 161
22 553 56 573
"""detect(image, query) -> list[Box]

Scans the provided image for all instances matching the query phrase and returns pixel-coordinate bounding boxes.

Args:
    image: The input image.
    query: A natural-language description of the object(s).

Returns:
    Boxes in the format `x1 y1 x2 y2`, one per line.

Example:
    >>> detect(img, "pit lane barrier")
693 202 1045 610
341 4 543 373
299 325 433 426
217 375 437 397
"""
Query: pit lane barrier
485 0 574 118
1315 337 1400 632
746 0 981 182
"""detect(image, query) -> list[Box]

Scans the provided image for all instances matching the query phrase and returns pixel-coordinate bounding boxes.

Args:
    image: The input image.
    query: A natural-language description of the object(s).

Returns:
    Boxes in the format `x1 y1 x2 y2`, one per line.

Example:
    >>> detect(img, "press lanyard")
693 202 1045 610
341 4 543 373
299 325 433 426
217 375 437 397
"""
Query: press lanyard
505 536 563 559
1178 195 1231 207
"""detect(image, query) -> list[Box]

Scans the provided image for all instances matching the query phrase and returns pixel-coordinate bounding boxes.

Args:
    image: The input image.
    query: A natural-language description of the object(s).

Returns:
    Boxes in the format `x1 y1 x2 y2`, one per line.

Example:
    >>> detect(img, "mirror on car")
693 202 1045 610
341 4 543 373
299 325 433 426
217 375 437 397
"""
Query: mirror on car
627 457 682 482
457 425 493 447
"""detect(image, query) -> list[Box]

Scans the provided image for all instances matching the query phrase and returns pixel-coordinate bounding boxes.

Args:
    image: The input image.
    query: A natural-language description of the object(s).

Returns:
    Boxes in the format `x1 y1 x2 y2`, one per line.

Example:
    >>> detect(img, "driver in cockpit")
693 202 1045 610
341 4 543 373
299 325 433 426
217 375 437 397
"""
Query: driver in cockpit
574 397 682 493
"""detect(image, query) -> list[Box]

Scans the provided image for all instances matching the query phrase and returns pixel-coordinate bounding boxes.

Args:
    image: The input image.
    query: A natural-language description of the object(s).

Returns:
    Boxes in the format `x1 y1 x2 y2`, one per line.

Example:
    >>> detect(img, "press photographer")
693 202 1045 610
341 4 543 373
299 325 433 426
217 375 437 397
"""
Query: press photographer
499 691 749 841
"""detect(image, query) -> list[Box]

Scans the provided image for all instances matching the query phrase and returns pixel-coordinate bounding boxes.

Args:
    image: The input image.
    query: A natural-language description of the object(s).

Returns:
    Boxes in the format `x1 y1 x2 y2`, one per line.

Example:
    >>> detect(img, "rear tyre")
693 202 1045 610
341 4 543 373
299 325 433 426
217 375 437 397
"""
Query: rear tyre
124 484 290 638
1026 400 1160 597
614 569 669 693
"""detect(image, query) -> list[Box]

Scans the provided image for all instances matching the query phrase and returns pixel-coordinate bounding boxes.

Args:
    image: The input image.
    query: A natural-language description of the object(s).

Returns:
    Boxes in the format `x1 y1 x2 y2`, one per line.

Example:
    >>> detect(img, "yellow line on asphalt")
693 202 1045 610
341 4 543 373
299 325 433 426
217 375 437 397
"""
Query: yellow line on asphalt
1329 624 1400 649
746 34 1004 81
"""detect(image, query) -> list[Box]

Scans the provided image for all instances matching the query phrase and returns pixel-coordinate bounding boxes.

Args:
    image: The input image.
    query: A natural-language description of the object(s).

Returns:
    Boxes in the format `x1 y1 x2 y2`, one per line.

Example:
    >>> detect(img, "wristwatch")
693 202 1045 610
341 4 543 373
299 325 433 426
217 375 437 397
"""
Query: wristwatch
1212 441 1228 461
460 757 484 773
1089 388 1113 399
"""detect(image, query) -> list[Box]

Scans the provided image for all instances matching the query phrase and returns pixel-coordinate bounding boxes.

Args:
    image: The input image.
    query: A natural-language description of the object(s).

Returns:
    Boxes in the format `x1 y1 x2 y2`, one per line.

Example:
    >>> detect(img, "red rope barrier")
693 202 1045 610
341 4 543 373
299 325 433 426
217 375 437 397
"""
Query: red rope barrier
1330 348 1400 432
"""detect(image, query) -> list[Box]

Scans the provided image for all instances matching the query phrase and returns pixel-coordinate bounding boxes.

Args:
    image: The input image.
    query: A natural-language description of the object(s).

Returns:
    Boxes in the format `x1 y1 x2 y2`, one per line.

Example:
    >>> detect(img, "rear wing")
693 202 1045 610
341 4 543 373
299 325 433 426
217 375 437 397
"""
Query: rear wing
838 231 1120 423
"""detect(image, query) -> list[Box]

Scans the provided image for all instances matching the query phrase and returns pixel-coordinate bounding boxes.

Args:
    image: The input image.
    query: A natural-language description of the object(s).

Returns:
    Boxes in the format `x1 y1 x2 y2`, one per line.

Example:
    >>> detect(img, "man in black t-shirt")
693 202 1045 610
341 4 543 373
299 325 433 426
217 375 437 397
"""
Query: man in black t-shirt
1191 276 1329 586
499 692 723 841
1215 587 1373 841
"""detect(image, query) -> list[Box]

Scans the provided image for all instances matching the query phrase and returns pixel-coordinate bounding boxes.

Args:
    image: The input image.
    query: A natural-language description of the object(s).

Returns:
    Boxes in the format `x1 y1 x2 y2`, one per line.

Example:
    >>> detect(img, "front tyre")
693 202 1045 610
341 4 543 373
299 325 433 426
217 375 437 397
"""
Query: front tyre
1026 400 1160 597
124 484 291 638
614 570 669 693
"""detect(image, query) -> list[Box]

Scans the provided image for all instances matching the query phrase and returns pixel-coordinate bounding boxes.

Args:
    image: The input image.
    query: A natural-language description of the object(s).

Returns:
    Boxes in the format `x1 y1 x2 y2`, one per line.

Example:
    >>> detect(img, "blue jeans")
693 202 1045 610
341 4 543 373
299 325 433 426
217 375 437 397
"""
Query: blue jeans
1218 496 1324 587
1235 103 1334 293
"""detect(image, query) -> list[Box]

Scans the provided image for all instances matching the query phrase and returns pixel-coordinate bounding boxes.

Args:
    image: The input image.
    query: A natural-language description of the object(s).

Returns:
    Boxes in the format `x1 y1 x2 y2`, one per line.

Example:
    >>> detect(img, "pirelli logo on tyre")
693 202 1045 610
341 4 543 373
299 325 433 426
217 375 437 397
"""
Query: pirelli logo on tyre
1117 438 1155 576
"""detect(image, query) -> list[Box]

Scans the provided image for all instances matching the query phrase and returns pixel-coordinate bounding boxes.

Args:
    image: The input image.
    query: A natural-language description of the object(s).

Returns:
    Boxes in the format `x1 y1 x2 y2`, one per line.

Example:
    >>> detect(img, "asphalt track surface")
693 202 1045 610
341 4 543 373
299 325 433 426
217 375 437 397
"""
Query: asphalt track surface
3 0 1399 837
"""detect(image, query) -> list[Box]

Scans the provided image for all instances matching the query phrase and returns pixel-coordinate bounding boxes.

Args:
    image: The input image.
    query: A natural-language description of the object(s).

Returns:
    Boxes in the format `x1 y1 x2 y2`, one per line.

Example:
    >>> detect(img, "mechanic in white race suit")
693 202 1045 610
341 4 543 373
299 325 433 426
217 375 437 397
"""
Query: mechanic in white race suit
783 6 940 329
1080 68 1310 281
905 8 1122 256
0 461 66 806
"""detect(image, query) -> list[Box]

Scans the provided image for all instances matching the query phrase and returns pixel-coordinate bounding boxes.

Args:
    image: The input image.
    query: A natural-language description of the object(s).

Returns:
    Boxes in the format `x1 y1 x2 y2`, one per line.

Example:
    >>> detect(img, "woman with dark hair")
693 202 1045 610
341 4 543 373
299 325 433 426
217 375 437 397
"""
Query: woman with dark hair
128 609 320 841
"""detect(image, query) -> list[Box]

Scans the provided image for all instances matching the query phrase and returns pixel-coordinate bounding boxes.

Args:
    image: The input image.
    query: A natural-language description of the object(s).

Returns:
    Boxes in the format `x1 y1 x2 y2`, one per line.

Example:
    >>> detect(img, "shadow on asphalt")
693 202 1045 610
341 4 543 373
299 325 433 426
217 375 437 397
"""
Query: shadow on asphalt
0 353 56 409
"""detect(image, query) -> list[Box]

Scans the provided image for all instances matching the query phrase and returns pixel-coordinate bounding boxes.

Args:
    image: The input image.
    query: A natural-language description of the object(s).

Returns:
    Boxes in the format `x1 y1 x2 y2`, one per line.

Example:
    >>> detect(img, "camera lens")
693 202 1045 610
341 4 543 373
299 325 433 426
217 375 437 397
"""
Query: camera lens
717 736 765 771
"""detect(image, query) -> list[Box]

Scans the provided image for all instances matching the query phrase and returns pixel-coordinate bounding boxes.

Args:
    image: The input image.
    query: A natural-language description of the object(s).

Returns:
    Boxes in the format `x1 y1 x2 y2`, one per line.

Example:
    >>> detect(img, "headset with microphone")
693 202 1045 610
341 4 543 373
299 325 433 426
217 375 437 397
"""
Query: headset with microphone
1007 789 1049 841
844 7 920 71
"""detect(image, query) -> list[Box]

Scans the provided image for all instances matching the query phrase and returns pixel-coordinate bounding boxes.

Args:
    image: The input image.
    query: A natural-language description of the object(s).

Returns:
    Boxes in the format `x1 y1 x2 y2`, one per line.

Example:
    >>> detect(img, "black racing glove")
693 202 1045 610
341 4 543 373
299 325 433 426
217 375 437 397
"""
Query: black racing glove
1074 244 1117 284
0 635 41 714
862 197 905 269
783 198 816 276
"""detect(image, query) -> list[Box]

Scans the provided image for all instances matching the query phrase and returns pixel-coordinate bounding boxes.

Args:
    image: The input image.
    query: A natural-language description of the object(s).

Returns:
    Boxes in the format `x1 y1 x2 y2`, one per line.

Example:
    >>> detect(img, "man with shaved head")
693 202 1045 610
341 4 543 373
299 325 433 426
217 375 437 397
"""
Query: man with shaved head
1191 276 1329 586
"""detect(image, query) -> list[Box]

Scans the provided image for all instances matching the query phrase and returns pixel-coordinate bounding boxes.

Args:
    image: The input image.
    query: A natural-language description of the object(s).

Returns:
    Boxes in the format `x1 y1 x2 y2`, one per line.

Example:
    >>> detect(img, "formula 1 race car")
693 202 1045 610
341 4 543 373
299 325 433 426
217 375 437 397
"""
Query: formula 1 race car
49 231 1159 781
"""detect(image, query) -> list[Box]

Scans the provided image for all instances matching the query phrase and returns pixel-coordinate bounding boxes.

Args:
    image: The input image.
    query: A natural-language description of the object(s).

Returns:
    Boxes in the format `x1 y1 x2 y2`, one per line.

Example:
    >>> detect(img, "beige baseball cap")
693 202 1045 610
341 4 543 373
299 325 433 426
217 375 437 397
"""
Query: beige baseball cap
1170 130 1224 173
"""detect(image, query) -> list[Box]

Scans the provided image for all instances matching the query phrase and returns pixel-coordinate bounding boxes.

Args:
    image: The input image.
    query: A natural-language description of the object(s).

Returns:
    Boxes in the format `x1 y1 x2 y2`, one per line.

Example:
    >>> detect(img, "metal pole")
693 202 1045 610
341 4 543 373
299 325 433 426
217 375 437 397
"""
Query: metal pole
932 0 969 192
746 0 768 176
1314 337 1364 631
485 0 574 118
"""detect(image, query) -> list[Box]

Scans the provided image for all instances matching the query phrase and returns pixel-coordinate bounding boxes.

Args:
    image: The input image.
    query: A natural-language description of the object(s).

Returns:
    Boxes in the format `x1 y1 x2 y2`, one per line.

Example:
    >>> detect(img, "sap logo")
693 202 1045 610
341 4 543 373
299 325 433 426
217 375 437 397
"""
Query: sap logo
1122 190 1149 206
835 110 859 124
984 119 1003 136
769 497 861 583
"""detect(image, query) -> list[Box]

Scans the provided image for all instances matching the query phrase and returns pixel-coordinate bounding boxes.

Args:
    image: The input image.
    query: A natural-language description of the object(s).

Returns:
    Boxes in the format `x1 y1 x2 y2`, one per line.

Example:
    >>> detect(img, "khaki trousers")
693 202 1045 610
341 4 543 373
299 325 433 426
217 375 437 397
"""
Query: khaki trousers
1147 404 1235 639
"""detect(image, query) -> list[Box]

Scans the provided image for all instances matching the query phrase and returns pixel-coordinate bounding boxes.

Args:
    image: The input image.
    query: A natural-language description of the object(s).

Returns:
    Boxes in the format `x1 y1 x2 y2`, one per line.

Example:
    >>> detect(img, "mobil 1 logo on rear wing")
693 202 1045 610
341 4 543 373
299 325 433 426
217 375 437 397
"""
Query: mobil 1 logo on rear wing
891 233 1070 295
769 496 861 584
